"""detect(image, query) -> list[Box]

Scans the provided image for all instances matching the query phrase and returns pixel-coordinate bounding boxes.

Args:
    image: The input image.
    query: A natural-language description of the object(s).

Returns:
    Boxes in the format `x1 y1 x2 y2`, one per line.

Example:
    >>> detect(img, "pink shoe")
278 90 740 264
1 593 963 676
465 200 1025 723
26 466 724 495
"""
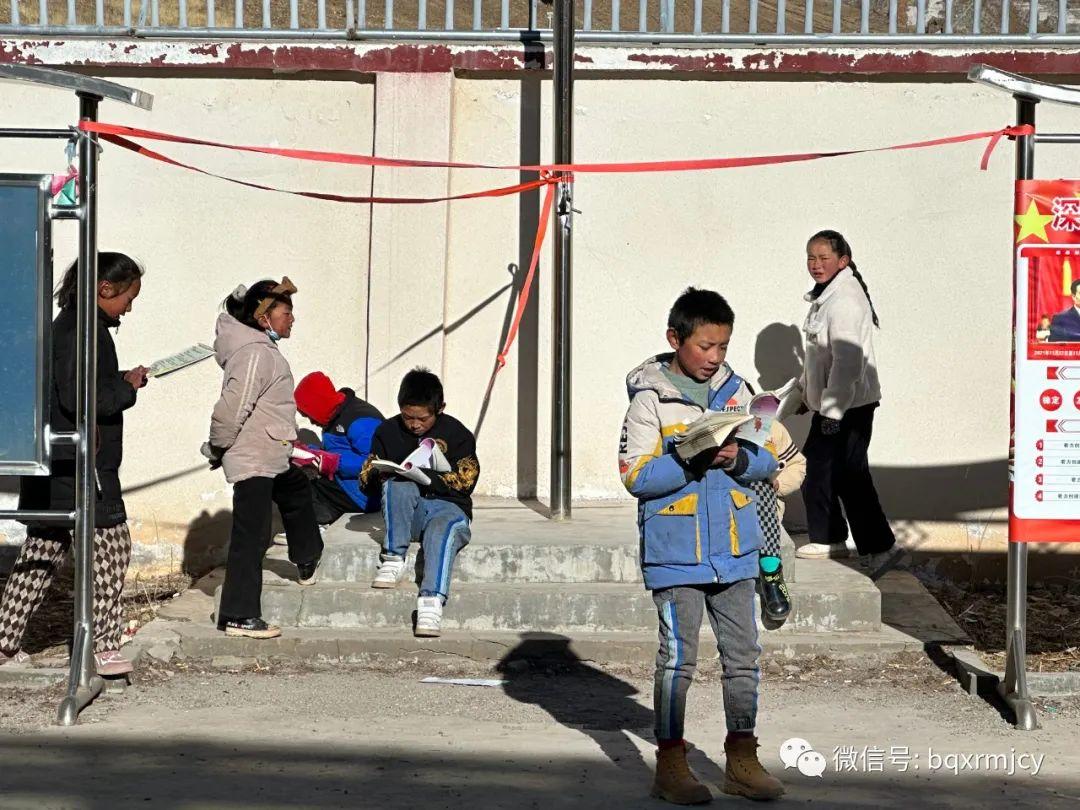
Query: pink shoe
94 650 133 677
0 650 31 667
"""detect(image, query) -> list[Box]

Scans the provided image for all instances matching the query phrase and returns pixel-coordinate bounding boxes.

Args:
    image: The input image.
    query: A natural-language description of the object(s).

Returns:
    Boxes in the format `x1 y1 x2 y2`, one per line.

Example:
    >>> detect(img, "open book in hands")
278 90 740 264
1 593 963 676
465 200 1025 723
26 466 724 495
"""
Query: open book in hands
370 437 452 487
147 343 215 378
673 378 799 461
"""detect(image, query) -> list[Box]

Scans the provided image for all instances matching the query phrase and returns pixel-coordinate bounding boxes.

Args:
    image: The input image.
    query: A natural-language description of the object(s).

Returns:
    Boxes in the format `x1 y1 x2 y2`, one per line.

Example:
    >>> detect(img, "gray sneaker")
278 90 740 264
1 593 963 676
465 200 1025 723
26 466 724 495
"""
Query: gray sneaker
864 547 905 581
94 650 134 677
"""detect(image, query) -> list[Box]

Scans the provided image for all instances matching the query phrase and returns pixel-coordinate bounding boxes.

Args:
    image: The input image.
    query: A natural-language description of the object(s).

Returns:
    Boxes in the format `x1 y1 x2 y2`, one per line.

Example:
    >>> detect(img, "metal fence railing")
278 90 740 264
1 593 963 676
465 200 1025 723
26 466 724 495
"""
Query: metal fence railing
1 0 1079 43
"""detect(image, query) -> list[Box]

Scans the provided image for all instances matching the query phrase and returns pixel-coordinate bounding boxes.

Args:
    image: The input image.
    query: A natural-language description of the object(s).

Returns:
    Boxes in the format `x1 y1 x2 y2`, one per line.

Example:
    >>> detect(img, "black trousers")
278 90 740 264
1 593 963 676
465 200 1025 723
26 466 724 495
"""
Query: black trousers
219 466 324 621
310 476 359 526
801 402 895 555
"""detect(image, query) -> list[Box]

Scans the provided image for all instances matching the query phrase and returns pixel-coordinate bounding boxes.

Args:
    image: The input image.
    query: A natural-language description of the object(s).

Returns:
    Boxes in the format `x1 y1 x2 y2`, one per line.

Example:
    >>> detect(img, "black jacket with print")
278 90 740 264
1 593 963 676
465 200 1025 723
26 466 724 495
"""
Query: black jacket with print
361 413 480 520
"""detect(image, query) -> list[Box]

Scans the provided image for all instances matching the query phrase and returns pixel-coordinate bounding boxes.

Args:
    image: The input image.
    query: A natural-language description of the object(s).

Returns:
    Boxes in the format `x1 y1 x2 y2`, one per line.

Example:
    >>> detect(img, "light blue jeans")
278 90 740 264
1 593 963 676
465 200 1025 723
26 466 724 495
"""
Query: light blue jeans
381 480 471 602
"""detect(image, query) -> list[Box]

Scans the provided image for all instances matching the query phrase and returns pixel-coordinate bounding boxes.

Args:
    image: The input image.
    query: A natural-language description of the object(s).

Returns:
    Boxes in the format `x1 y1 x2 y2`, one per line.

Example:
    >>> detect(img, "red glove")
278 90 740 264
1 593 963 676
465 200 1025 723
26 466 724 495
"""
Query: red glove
312 448 340 480
290 443 340 479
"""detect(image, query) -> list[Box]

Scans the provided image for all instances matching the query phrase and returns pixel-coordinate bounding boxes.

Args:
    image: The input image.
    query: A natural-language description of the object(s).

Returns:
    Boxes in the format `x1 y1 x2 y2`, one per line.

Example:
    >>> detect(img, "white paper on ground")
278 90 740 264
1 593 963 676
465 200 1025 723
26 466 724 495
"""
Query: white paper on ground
420 677 507 687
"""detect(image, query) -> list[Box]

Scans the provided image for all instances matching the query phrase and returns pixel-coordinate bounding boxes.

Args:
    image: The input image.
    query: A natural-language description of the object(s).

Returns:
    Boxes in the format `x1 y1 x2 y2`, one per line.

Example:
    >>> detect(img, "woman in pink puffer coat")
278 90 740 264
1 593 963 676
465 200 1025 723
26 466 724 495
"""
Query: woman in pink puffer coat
205 278 323 639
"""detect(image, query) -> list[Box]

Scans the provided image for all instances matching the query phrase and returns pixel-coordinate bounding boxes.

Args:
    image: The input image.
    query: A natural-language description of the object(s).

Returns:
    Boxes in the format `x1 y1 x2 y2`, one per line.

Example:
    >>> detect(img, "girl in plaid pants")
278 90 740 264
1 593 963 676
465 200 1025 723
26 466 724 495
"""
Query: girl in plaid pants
0 253 148 676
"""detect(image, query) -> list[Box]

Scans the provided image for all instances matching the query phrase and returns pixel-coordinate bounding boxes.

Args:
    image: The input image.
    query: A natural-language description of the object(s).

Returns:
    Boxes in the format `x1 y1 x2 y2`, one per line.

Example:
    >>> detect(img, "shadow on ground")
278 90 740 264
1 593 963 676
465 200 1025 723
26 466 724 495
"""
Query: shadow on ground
0 735 1075 809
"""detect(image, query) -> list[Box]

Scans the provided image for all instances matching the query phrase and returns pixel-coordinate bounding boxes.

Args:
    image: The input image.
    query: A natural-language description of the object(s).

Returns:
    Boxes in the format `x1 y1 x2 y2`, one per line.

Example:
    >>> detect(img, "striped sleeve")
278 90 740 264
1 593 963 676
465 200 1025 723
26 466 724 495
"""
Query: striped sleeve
771 421 806 497
618 392 693 499
209 345 269 451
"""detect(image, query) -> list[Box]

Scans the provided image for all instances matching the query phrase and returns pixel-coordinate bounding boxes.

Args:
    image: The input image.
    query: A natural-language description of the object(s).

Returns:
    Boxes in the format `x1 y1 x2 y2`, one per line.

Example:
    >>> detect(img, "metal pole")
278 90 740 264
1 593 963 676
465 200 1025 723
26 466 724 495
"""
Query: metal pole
0 128 74 139
57 91 105 727
1000 94 1038 732
550 0 574 521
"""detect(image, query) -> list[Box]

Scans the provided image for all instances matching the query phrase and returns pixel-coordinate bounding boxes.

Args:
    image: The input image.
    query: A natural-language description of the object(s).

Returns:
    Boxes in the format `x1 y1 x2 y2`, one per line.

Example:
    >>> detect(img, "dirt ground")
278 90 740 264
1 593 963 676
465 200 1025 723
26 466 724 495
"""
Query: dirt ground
1 652 1078 809
3 649 1079 734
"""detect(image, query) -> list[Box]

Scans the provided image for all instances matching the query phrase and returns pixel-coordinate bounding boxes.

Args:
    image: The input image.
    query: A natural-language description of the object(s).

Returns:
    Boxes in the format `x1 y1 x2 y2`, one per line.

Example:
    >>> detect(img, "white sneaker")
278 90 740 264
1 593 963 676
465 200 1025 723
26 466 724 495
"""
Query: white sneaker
273 525 328 546
0 650 31 667
372 555 407 589
795 541 852 560
415 596 443 637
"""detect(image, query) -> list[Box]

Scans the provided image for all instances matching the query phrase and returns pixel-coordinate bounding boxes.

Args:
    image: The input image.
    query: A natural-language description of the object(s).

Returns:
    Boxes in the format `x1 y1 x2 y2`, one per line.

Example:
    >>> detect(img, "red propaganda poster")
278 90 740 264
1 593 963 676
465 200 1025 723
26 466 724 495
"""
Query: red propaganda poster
1013 180 1080 542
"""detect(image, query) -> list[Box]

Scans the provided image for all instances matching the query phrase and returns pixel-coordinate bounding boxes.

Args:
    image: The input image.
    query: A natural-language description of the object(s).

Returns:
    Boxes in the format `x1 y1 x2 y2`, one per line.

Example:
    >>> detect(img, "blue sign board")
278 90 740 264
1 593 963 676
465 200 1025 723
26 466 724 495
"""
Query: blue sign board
0 175 52 474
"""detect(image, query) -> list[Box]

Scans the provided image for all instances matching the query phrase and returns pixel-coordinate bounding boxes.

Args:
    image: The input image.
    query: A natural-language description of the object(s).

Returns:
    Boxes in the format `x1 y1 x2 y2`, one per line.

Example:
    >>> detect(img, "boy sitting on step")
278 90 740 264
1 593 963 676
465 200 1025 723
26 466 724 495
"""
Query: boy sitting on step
359 368 480 638
619 287 784 804
293 370 384 526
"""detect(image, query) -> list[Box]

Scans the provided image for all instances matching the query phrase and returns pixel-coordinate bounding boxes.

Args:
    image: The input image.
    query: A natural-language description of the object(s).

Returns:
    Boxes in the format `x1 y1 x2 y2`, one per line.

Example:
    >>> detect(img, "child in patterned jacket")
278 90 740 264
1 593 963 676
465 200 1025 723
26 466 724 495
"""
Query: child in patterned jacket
619 287 784 804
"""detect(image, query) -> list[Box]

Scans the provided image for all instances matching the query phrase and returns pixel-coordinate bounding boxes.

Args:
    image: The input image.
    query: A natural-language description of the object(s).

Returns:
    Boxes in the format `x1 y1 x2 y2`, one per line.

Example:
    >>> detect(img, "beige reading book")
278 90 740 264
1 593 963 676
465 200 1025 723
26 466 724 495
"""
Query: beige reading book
673 378 798 461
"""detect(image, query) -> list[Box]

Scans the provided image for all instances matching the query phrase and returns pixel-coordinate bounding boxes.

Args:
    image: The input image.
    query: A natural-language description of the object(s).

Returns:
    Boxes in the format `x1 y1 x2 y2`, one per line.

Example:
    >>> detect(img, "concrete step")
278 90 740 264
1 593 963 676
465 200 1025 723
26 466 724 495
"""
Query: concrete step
212 557 879 634
142 567 965 667
142 621 929 668
268 507 798 585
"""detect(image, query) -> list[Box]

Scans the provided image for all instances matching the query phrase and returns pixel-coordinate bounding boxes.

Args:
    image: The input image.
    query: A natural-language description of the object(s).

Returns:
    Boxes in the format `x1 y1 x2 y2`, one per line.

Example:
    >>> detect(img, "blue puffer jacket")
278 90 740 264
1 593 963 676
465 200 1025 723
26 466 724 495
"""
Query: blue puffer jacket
618 355 777 591
321 390 383 511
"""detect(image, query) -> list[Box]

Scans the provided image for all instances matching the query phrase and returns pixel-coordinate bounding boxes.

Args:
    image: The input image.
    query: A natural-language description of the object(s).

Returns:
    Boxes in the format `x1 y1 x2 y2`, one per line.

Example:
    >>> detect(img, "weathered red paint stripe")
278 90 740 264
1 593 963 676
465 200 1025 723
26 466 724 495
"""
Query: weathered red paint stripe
1 39 1079 76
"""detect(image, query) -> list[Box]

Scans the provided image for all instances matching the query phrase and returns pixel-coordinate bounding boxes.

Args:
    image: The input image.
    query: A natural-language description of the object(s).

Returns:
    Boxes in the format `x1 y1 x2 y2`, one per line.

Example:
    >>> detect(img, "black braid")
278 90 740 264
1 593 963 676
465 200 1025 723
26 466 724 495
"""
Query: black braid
848 266 880 328
808 230 880 328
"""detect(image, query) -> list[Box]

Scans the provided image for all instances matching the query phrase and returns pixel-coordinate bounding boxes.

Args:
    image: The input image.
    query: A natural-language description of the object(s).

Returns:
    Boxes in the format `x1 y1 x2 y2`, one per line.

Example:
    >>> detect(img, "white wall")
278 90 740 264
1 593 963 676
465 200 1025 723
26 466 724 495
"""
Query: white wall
4 68 1078 574
0 75 374 573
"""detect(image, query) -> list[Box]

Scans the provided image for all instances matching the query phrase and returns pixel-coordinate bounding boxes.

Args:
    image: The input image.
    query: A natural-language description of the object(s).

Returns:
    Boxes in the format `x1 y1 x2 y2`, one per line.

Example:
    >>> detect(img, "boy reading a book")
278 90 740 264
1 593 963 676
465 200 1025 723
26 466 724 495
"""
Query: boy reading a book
619 287 784 804
359 368 479 638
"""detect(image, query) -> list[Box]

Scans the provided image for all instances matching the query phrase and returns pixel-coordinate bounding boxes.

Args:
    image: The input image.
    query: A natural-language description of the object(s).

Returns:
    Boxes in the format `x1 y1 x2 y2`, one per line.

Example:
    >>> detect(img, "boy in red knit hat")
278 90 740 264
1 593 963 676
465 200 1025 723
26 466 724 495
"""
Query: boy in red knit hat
291 371 384 529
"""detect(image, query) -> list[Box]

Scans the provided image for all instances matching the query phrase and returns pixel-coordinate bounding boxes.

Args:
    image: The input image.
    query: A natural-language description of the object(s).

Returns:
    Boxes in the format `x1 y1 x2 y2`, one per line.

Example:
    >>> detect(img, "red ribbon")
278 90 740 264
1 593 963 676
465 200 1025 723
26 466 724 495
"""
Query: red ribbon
497 177 557 372
98 132 560 205
80 120 1032 176
79 120 1032 376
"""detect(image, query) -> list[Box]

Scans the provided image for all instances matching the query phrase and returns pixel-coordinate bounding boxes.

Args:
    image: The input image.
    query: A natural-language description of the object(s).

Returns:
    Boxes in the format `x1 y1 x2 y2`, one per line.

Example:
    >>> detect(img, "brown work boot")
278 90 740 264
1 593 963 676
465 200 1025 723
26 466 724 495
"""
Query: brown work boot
651 743 713 805
723 735 785 801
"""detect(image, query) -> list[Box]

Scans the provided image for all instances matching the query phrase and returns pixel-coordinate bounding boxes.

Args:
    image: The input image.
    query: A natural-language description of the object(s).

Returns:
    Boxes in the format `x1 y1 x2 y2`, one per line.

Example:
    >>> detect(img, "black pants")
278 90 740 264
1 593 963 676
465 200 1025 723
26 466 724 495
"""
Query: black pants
801 402 895 555
219 466 324 621
310 476 359 526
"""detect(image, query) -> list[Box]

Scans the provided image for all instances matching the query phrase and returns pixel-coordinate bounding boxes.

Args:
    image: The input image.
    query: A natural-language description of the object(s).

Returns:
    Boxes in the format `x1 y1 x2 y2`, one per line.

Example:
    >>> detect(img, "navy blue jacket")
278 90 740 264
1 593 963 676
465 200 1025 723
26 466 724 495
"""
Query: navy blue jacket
1049 307 1080 342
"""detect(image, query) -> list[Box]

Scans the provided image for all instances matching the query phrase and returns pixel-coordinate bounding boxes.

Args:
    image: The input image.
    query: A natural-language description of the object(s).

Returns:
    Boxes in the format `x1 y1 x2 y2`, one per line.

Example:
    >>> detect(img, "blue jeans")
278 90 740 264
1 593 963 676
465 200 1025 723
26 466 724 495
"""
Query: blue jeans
381 480 471 602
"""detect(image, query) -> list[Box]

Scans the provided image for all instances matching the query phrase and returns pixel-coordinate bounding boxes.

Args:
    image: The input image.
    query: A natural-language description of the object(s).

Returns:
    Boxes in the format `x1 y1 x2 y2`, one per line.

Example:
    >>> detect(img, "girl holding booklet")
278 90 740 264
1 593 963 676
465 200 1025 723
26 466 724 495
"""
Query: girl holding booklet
203 278 323 639
0 253 147 676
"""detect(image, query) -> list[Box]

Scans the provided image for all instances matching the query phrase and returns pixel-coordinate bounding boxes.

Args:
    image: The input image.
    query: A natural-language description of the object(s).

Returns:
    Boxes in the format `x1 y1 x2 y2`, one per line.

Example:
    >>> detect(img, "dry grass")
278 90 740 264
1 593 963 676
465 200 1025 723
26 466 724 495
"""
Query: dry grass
0 564 192 660
925 578 1080 673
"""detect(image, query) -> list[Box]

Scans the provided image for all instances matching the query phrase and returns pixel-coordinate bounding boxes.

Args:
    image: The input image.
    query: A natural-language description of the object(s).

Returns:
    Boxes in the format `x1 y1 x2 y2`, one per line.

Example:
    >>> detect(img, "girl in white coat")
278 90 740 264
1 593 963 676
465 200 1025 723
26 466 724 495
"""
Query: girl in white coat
794 231 899 579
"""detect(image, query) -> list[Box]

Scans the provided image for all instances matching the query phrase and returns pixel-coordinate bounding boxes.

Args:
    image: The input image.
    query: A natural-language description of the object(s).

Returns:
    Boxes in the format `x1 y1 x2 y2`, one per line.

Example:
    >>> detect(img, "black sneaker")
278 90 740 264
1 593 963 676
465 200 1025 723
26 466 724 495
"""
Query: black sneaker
296 556 321 586
759 567 792 623
217 617 281 639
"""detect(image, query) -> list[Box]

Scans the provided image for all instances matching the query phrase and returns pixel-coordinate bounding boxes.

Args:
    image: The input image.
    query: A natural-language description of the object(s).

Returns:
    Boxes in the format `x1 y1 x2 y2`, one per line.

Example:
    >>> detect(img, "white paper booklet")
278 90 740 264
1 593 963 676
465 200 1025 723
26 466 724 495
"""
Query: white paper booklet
147 343 215 378
673 378 799 461
370 437 451 487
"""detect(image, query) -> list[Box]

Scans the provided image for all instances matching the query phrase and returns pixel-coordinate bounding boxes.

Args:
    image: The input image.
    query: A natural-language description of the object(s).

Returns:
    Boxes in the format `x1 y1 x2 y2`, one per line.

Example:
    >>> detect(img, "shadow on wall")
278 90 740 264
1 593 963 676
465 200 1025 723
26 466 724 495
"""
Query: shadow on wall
754 323 1008 530
183 508 234 577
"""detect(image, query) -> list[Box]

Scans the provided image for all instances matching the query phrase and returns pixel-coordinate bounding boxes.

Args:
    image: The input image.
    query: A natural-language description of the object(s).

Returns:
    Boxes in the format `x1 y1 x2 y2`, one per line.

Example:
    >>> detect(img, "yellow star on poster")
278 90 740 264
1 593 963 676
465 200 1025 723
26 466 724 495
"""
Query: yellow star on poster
1015 199 1054 243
